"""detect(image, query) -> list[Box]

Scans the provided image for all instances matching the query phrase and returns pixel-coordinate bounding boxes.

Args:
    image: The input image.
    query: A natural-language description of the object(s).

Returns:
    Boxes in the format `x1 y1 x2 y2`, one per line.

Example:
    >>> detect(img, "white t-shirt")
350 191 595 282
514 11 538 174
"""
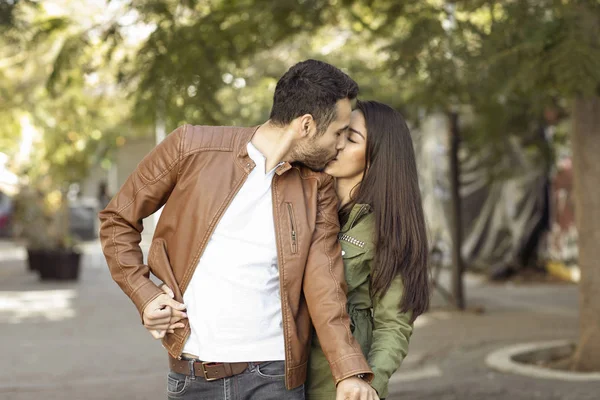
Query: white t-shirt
181 142 285 362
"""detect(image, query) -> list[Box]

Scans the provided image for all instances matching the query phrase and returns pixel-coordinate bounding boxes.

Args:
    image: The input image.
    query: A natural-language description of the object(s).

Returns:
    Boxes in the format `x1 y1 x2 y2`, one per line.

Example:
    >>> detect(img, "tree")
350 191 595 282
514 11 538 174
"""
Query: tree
472 0 600 373
565 3 600 372
35 0 404 130
361 0 600 370
43 0 341 130
1 0 132 249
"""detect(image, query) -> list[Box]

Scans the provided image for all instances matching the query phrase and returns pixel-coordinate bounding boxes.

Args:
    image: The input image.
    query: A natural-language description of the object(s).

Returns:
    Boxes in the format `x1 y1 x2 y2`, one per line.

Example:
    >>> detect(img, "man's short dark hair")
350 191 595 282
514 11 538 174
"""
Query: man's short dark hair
269 59 359 134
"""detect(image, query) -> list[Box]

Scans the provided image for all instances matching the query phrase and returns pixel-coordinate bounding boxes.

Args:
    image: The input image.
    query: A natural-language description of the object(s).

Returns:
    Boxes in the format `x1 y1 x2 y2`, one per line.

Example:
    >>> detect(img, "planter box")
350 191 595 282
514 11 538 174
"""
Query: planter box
27 249 81 281
26 248 44 272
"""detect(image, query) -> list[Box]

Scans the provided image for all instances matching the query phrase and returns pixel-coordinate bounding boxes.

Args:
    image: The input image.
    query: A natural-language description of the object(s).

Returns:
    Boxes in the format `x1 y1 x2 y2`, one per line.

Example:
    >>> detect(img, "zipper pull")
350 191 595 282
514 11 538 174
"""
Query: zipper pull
291 231 297 253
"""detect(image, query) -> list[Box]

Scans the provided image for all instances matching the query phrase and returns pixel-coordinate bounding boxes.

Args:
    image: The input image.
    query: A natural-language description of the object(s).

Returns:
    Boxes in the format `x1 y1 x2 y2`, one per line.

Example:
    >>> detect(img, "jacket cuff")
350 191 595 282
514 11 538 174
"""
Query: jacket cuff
131 280 164 323
331 354 374 385
370 373 388 398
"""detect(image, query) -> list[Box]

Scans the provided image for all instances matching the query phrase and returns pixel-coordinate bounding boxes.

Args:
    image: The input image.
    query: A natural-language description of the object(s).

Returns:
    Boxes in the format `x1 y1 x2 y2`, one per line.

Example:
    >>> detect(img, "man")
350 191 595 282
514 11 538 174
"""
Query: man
99 60 379 400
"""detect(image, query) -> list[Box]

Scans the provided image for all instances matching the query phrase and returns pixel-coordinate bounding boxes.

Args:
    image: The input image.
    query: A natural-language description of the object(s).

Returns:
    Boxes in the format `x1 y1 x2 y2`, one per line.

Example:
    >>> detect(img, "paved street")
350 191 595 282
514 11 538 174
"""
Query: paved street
0 239 596 400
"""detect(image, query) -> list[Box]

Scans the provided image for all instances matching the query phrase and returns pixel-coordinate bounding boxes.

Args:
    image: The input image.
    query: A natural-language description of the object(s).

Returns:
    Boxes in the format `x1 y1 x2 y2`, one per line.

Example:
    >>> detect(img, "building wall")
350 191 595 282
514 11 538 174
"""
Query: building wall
113 138 156 193
79 137 155 200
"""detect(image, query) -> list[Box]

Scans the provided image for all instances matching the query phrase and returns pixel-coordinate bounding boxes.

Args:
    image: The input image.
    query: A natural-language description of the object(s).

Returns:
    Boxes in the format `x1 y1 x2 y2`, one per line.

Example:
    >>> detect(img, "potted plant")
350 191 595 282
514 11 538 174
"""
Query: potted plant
10 88 128 280
1 2 128 280
13 177 82 281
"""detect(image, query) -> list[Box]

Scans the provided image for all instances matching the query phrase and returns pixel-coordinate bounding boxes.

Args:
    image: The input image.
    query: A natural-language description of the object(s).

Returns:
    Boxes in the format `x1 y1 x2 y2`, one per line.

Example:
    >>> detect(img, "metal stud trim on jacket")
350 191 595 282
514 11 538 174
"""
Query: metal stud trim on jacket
338 233 365 248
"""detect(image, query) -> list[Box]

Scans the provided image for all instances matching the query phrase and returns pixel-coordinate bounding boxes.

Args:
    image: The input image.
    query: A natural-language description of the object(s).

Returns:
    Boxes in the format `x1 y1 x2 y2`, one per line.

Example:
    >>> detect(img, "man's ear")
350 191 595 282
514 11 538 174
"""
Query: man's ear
299 114 315 138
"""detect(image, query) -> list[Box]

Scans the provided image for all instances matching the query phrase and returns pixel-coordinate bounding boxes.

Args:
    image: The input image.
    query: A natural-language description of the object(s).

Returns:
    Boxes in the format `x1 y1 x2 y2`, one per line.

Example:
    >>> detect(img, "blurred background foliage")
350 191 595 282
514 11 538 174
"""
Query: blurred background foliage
1 0 599 190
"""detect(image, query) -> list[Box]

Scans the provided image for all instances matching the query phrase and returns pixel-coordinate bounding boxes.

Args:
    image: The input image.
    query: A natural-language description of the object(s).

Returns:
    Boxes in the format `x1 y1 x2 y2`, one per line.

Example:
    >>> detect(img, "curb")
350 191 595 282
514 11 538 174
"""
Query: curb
546 261 580 283
486 340 600 381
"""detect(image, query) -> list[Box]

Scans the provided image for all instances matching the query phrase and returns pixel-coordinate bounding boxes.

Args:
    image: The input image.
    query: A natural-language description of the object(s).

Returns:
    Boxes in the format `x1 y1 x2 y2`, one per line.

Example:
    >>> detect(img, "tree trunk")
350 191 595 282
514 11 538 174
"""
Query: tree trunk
448 111 465 310
570 95 600 371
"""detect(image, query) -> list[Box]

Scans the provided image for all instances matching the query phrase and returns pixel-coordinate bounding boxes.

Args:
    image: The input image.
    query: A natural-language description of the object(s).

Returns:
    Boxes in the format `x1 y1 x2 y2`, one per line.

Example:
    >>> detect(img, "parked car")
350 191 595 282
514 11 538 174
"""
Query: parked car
0 191 13 237
69 197 100 241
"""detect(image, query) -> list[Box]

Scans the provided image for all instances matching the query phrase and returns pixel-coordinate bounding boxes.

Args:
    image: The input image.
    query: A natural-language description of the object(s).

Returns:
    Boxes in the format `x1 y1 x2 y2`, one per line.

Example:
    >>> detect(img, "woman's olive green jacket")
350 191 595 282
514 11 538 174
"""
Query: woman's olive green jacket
306 204 413 399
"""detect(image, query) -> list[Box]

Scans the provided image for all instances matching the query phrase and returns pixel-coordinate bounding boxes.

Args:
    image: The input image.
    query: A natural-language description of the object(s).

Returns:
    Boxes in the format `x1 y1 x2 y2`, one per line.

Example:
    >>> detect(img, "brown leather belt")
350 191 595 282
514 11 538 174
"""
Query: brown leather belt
169 355 250 381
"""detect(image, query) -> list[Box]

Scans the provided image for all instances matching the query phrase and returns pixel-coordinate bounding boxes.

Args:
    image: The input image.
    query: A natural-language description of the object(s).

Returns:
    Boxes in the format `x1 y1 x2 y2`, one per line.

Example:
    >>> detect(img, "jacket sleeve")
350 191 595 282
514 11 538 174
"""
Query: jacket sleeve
98 125 187 321
367 255 414 397
302 175 374 385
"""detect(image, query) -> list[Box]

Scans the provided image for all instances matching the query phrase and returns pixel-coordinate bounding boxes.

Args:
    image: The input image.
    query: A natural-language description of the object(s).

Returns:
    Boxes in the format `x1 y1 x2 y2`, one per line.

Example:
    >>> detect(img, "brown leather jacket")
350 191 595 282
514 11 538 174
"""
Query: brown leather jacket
98 124 373 389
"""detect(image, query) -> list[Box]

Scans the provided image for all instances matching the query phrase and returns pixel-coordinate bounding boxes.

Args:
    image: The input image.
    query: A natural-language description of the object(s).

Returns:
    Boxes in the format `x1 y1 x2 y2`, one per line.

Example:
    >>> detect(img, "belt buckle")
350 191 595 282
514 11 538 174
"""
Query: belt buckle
201 362 219 382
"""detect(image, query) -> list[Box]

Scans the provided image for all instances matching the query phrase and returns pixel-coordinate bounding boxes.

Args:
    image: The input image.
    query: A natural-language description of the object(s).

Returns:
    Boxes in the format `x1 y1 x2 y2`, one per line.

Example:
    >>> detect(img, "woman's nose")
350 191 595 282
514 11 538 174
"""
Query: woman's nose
336 134 346 150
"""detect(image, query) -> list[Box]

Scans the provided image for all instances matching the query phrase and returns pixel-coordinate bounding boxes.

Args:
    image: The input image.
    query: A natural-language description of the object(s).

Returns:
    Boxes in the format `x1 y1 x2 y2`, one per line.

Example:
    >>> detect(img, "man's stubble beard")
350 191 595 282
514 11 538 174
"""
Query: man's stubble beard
290 139 334 172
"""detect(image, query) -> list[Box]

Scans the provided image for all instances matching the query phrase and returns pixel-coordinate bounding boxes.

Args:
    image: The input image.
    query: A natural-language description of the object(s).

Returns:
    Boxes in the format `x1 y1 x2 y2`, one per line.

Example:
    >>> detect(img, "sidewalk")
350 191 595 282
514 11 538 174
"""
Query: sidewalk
392 280 590 400
0 239 595 400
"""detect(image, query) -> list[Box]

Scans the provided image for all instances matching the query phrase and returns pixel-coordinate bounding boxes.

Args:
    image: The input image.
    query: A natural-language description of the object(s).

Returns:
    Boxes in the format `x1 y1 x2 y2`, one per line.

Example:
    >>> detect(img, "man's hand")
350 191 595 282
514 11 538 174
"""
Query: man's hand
142 284 187 340
336 377 379 400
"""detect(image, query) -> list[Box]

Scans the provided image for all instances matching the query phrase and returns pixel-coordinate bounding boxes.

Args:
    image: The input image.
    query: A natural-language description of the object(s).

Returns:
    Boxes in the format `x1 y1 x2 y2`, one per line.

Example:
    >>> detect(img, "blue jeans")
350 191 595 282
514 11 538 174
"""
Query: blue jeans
166 361 305 400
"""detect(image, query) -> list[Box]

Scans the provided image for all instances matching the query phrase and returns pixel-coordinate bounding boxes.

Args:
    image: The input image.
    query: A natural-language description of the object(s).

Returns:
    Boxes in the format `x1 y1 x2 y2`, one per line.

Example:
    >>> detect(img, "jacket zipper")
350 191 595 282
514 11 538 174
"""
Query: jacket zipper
286 202 298 254
272 175 291 389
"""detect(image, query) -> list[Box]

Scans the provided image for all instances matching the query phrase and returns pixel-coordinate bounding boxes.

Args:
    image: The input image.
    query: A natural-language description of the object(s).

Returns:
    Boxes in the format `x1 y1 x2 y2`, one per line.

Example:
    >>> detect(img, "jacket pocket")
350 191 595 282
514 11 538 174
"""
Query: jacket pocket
148 238 184 303
286 202 298 254
341 243 366 259
341 244 367 287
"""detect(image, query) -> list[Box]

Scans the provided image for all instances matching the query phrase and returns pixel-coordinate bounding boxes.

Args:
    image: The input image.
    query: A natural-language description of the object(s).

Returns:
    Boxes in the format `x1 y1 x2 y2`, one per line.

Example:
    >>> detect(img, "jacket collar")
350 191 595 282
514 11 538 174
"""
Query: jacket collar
235 125 293 175
342 203 372 232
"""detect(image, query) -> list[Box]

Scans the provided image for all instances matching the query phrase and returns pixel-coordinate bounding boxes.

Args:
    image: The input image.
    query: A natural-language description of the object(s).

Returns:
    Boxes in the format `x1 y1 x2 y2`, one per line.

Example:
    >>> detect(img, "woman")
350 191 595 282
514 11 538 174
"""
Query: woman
306 100 431 399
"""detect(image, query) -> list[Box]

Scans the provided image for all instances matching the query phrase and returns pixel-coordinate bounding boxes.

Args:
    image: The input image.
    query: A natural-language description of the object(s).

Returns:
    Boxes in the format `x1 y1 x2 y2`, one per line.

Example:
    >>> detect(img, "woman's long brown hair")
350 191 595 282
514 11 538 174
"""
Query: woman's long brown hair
340 100 430 319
